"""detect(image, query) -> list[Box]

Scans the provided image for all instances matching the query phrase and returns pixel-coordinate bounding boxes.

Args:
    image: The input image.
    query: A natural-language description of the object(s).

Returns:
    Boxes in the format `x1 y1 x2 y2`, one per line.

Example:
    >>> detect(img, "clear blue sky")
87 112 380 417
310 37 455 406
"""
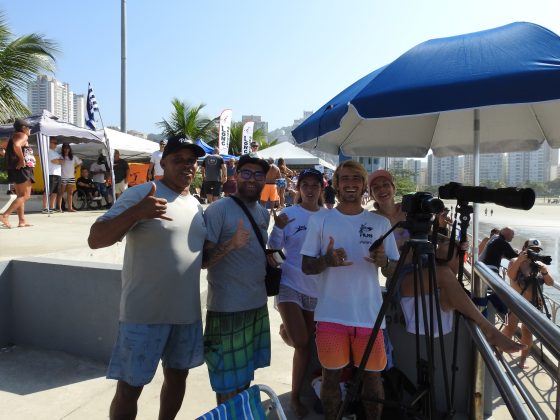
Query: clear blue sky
3 0 560 136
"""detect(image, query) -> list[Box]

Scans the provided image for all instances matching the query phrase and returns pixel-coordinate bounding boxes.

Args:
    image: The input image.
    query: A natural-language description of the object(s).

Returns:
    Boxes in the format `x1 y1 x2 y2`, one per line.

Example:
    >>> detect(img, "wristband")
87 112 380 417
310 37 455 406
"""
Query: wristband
542 272 548 276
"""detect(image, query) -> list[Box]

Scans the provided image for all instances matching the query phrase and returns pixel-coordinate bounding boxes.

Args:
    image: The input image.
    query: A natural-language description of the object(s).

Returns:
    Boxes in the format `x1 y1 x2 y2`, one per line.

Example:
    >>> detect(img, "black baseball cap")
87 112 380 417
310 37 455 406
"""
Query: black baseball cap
162 135 206 159
298 168 323 184
237 153 270 173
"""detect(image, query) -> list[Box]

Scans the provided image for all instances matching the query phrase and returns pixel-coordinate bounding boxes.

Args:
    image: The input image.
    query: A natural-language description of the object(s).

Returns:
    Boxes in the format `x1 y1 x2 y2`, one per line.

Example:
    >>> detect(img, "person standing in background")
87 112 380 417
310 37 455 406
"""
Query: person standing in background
90 154 111 208
41 137 63 213
201 147 226 204
58 142 82 212
148 139 166 181
113 150 129 199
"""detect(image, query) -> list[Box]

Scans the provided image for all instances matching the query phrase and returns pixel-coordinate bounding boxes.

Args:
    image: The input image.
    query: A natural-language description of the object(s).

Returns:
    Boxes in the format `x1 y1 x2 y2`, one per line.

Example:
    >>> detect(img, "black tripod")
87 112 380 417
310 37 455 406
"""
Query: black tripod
336 213 454 420
521 263 552 320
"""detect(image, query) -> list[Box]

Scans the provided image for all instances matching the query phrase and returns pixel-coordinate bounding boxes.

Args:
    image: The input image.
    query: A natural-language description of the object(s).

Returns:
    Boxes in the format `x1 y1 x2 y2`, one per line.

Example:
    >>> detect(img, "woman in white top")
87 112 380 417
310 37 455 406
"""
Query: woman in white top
368 169 523 352
268 168 326 418
57 143 82 212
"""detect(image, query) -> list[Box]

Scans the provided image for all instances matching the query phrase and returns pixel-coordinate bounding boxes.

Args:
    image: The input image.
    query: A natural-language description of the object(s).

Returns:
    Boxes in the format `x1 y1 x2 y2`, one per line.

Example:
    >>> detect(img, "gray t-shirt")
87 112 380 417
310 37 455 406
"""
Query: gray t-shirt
98 181 207 324
202 154 224 182
204 197 270 312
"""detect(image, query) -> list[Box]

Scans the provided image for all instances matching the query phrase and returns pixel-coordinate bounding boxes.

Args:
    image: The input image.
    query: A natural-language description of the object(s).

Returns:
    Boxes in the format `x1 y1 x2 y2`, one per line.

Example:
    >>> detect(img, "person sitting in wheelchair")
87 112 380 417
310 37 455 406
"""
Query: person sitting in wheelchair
76 168 101 201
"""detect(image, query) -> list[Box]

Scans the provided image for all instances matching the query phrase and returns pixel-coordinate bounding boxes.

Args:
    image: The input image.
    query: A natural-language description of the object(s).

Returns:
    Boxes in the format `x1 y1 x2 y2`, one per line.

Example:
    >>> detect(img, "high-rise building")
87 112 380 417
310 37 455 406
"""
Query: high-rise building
241 115 268 136
506 143 554 185
427 155 460 186
463 153 505 184
72 93 85 128
28 75 87 127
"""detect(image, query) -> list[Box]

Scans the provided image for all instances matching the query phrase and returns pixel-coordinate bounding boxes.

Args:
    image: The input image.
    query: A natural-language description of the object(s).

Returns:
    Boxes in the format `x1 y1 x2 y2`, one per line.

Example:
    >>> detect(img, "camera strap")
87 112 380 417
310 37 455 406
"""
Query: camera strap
229 196 268 256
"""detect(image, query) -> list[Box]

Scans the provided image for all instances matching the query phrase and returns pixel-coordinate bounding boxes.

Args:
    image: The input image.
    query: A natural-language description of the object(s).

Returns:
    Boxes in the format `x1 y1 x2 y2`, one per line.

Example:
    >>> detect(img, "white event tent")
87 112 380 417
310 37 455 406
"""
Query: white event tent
259 141 336 170
70 128 159 161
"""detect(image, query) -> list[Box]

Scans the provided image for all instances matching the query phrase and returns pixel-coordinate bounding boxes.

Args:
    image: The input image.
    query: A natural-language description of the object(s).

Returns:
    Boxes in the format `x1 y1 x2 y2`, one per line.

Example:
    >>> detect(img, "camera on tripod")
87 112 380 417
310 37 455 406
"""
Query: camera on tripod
402 192 445 216
526 249 552 266
438 182 535 210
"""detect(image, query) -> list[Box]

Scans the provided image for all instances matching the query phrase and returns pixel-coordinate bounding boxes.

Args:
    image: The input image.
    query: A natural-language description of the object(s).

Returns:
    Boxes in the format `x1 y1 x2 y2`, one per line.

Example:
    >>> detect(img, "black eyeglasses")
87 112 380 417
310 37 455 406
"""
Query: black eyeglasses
238 169 265 181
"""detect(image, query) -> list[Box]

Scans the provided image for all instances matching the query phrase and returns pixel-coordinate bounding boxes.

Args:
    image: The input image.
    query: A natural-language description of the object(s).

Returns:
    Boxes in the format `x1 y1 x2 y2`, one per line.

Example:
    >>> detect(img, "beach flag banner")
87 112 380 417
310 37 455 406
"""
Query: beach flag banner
86 82 116 204
218 109 232 155
242 121 254 155
85 83 99 130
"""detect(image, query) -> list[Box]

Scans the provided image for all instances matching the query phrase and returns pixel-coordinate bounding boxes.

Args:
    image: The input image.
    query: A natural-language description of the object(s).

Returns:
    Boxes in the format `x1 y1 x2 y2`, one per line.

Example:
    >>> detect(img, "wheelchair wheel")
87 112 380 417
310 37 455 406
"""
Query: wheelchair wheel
88 195 103 210
72 189 87 211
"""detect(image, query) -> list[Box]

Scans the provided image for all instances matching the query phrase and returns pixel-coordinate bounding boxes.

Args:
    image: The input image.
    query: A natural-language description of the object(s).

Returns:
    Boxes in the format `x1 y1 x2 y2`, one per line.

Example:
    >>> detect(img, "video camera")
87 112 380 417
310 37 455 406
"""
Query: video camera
526 249 552 266
402 192 444 215
438 182 535 210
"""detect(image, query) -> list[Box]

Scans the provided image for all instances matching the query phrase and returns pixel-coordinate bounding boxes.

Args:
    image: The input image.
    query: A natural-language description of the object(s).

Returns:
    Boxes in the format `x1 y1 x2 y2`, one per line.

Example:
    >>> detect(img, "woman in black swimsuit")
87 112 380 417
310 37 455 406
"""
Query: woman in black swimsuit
1 119 35 228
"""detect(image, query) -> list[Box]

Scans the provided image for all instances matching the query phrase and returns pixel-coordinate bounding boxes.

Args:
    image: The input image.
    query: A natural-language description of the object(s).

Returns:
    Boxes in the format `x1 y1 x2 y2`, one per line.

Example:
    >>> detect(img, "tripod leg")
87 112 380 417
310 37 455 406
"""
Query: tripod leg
426 253 453 414
335 243 413 420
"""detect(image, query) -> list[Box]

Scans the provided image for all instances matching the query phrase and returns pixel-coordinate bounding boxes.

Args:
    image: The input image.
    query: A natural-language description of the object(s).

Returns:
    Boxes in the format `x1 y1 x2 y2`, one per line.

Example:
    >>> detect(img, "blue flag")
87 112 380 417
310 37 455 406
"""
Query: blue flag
85 82 99 130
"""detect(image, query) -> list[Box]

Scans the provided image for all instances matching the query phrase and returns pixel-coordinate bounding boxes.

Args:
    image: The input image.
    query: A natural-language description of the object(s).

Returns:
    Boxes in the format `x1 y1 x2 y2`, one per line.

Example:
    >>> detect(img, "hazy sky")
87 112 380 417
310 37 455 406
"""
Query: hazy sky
3 0 560 135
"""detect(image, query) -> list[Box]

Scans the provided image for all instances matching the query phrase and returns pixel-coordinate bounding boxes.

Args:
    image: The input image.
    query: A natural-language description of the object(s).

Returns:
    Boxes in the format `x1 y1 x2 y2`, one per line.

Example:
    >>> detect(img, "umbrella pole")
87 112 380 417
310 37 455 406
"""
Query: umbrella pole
471 108 486 420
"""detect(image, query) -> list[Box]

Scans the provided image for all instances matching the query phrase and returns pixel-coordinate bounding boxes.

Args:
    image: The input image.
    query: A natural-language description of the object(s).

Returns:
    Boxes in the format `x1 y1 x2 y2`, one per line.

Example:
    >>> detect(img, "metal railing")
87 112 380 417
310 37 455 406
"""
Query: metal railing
471 262 560 419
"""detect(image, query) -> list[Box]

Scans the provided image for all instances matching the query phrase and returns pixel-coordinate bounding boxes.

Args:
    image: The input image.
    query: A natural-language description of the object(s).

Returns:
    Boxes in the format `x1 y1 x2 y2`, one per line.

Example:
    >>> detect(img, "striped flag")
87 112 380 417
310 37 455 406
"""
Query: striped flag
85 82 99 130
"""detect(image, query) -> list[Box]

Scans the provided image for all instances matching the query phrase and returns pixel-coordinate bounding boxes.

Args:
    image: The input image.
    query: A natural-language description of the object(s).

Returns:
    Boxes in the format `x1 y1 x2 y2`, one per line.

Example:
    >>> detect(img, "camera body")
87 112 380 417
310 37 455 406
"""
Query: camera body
526 249 552 266
402 192 444 215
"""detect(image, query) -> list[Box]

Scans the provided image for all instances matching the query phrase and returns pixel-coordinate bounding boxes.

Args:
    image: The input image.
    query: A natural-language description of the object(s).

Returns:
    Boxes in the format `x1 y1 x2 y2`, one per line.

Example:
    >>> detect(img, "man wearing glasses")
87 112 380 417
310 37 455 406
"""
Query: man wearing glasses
88 135 207 420
202 153 273 404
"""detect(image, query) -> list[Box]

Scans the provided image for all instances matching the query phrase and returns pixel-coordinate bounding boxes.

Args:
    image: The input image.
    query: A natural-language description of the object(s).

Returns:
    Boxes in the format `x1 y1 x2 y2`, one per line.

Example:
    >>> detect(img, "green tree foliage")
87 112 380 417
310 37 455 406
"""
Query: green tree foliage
391 169 417 196
546 178 560 196
227 122 272 155
157 99 218 142
0 13 59 122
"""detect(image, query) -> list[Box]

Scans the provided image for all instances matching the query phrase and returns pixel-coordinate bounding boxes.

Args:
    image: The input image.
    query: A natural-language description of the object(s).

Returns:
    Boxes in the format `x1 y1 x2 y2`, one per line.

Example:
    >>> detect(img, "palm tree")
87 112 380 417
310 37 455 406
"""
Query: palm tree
0 14 58 122
227 122 274 155
157 99 218 142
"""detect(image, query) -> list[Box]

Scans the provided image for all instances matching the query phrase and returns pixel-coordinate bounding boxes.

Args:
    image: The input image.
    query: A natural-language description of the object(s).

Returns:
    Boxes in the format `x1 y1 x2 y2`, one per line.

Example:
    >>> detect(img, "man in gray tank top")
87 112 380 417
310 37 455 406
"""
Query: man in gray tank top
88 135 207 420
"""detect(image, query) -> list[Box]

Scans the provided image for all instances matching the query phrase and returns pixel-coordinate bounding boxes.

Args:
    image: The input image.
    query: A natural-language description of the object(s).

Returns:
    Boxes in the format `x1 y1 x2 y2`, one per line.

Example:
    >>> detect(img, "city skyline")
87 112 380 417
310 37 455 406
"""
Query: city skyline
3 1 560 138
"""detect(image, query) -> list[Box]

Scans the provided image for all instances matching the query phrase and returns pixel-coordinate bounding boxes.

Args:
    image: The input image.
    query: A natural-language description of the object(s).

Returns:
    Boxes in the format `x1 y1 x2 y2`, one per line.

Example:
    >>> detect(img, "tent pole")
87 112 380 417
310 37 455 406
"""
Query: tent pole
38 133 51 215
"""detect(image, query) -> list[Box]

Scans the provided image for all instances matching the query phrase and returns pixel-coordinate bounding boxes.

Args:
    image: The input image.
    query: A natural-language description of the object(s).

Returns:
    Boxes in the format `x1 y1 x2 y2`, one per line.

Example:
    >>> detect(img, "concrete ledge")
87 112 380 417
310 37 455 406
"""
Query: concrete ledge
1 259 121 363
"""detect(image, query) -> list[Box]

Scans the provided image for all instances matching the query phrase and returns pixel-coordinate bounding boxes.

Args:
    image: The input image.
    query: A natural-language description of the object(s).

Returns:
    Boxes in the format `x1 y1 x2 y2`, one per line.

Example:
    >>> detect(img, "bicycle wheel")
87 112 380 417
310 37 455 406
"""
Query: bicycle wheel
72 190 87 211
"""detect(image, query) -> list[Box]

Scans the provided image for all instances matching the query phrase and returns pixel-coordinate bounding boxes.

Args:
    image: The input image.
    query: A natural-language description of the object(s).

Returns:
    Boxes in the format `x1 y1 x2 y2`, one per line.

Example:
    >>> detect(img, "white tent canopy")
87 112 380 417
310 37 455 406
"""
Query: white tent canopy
70 128 159 161
0 111 105 208
260 141 336 170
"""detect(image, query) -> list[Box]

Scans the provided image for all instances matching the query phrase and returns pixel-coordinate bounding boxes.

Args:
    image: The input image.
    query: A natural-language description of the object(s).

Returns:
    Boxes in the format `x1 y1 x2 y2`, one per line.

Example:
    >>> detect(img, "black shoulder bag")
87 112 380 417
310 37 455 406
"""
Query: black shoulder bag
229 196 281 296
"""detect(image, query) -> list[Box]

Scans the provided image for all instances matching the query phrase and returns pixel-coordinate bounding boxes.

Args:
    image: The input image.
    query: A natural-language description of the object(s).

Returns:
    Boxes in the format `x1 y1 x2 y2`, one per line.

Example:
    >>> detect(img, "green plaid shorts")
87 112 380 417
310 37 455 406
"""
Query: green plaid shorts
204 305 271 394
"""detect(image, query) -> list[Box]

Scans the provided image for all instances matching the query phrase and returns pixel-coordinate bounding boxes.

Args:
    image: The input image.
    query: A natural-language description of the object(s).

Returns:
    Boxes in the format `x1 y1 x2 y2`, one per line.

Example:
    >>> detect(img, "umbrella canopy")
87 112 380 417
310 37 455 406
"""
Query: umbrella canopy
292 22 560 157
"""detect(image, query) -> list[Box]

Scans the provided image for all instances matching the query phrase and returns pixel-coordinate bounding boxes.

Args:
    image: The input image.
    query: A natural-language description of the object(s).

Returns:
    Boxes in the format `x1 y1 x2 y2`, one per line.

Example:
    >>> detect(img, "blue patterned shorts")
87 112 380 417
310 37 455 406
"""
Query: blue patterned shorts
107 321 204 387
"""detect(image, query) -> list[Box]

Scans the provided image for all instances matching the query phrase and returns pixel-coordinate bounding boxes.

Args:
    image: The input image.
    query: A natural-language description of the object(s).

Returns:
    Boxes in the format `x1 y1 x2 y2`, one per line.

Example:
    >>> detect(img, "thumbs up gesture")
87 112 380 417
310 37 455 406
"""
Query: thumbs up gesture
230 219 250 249
272 208 295 229
324 236 352 267
135 182 172 221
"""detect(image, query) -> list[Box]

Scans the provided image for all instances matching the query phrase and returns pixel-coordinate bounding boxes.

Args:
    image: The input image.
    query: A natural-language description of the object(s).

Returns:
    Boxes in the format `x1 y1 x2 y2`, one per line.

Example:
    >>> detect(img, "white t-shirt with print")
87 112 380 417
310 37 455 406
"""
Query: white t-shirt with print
300 209 399 328
268 205 327 298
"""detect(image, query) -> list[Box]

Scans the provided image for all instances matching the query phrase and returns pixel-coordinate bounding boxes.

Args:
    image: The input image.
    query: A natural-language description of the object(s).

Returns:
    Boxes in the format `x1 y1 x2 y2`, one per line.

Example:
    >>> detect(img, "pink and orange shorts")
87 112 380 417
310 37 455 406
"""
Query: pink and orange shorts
316 321 387 372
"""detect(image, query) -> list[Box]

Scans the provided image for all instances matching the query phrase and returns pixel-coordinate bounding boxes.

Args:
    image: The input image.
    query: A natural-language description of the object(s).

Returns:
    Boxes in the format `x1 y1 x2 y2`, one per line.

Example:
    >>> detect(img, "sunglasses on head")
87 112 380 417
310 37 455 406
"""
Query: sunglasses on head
238 169 265 181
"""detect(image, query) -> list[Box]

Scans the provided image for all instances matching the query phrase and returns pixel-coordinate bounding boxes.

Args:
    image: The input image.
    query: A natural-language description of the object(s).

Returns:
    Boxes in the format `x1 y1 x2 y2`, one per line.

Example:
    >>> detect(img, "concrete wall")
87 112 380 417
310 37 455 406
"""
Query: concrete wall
1 258 121 363
0 261 12 345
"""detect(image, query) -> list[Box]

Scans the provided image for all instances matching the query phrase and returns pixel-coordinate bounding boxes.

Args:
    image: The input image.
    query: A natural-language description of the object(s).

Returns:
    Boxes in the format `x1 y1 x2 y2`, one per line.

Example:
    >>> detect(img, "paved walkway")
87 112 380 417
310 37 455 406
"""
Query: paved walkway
1 205 555 419
0 208 323 419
